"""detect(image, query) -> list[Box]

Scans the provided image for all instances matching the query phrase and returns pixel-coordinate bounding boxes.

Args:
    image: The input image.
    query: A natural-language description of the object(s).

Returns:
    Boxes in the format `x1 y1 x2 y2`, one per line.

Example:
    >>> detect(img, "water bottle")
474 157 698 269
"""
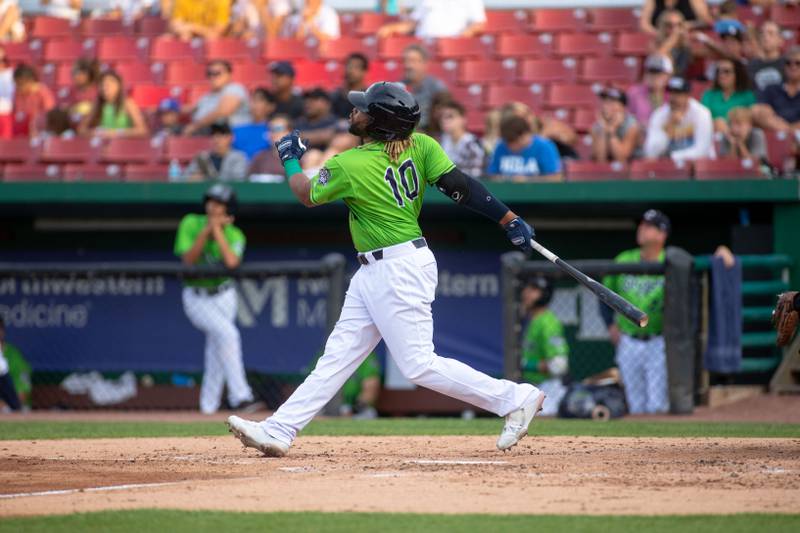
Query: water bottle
168 159 182 182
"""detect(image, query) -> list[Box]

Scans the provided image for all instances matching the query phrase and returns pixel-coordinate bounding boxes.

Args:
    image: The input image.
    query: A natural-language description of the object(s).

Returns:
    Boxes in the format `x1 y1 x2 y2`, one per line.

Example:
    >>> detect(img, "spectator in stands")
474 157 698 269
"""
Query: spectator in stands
294 87 339 170
482 108 501 157
627 55 673 126
185 60 251 136
720 106 768 163
0 47 13 139
487 115 562 182
262 0 293 39
377 0 486 39
166 0 230 41
12 64 55 137
44 108 74 137
693 19 748 78
425 91 455 139
701 59 755 132
402 44 446 130
229 0 262 39
285 0 340 40
748 21 786 96
499 101 578 160
155 97 183 138
101 0 157 24
184 122 248 181
640 0 713 36
78 70 148 138
269 61 304 120
652 9 692 77
248 113 288 180
591 87 643 163
0 317 30 412
232 87 274 160
330 53 369 120
66 58 99 126
752 46 800 133
0 0 24 42
438 100 484 178
644 76 715 162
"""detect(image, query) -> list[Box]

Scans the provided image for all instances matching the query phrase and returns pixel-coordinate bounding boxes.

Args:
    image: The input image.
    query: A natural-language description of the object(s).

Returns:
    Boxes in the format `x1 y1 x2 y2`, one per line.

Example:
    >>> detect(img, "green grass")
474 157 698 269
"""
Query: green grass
1 418 799 441
1 510 798 533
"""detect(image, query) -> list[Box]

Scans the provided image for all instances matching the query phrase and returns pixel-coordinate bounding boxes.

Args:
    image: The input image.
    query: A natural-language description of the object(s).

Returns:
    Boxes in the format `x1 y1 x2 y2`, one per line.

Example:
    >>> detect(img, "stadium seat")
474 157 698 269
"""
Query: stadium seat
554 33 613 57
364 60 402 84
339 12 358 36
206 38 259 61
4 42 40 64
31 16 75 39
100 138 162 165
136 16 169 37
693 158 764 180
545 84 596 108
319 37 377 61
2 164 60 182
293 60 338 90
764 130 794 172
0 139 38 164
485 84 544 110
356 13 393 36
483 10 529 33
737 6 769 27
530 8 588 32
40 137 98 164
495 34 553 58
378 36 423 60
185 85 211 108
62 164 122 182
124 163 169 182
436 37 487 59
43 39 96 63
459 59 516 85
519 58 578 83
165 62 208 85
98 36 148 62
690 80 711 101
151 37 201 62
466 110 487 135
132 85 182 110
589 8 639 32
629 159 692 180
573 108 596 133
263 38 315 61
82 18 128 37
231 62 270 86
163 137 213 164
615 32 651 56
772 5 800 29
426 60 459 86
581 57 639 83
114 61 159 85
566 160 630 181
53 63 74 87
449 84 485 112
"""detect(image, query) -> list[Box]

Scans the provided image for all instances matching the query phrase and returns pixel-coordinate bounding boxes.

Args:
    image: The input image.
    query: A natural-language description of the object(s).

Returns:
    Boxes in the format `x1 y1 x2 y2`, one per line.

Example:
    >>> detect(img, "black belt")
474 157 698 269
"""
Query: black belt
358 238 427 265
629 333 659 341
191 282 232 296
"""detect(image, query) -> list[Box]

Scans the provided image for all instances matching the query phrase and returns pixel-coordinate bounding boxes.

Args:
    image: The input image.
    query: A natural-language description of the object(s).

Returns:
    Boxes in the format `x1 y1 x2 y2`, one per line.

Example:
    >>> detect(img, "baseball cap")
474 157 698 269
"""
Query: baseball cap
641 209 671 234
644 54 674 75
599 86 627 105
666 76 691 93
210 122 232 135
303 87 331 101
715 19 745 40
269 61 295 77
158 97 180 114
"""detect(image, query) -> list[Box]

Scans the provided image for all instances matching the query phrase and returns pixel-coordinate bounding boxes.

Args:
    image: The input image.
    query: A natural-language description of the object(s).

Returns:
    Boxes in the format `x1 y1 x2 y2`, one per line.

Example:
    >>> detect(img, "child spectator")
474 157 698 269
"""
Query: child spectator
330 53 369 119
185 60 251 136
44 108 74 137
0 47 13 139
232 88 274 160
155 97 183 138
12 64 55 137
627 55 673 126
487 115 562 182
184 122 248 181
748 21 785 96
66 58 99 125
591 87 643 163
701 59 755 132
78 70 148 138
269 61 304 120
439 100 485 178
167 0 230 41
720 107 767 163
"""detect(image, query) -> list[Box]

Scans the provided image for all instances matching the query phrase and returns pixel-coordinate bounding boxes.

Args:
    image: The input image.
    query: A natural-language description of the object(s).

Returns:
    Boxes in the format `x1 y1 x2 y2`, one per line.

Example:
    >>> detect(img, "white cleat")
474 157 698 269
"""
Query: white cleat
496 390 546 451
226 415 290 457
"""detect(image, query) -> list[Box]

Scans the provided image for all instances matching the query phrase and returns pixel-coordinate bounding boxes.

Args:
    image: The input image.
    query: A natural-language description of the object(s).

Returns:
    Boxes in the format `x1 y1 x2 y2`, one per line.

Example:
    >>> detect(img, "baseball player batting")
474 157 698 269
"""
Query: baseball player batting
227 82 545 457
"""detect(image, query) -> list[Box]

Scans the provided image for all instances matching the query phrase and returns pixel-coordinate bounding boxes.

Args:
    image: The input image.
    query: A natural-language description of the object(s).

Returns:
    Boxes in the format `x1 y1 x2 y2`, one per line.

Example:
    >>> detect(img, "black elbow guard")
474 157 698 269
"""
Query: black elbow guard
436 167 509 223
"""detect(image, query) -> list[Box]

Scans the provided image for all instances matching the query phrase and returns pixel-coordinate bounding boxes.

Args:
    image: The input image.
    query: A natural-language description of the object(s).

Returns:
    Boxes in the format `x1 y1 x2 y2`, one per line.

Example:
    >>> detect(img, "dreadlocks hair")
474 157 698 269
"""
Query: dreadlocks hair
384 137 414 163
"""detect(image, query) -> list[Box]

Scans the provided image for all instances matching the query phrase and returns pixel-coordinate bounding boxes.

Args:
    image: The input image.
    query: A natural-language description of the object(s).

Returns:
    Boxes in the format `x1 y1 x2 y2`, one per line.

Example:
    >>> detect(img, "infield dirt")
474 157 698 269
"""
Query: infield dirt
1 435 798 517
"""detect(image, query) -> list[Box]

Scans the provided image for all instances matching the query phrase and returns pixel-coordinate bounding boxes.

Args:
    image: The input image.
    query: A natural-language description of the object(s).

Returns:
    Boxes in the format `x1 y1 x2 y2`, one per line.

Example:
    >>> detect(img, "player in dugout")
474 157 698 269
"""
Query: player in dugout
0 317 31 412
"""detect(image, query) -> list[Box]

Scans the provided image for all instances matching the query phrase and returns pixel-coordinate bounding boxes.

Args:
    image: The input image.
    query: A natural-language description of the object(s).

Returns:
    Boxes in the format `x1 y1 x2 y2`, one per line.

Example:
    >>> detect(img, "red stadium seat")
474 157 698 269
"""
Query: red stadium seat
4 42 40 64
356 13 393 35
615 32 651 56
459 59 516 85
166 62 207 85
486 84 544 110
573 108 596 133
82 18 128 37
319 37 377 61
555 33 613 57
100 138 162 165
137 16 169 37
31 16 75 39
124 163 169 182
764 130 794 172
98 36 148 62
364 60 402 84
531 8 588 32
466 110 487 135
545 84 596 108
772 5 800 29
589 8 639 32
151 37 201 62
449 84 485 112
132 85 182 110
185 85 211 108
483 10 529 33
693 158 764 180
581 57 639 83
263 38 315 61
293 60 338 90
738 6 769 27
0 139 38 164
43 39 96 63
378 36 423 60
436 37 486 59
164 137 212 164
495 34 553 58
2 164 60 182
566 161 630 181
519 58 578 83
206 38 259 61
231 62 269 86
339 12 357 36
629 159 692 180
40 137 97 164
114 62 159 85
426 60 459 86
62 164 122 182
54 63 74 87
690 80 711 101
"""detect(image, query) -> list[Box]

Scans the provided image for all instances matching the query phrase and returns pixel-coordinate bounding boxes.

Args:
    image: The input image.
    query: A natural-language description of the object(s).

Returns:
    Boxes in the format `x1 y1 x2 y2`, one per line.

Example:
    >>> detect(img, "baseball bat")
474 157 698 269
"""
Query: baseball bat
529 239 649 328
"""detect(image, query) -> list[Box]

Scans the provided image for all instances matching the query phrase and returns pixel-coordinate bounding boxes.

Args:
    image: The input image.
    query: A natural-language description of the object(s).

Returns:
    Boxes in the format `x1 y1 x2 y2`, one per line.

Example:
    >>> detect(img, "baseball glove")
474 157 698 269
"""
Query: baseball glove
773 292 799 347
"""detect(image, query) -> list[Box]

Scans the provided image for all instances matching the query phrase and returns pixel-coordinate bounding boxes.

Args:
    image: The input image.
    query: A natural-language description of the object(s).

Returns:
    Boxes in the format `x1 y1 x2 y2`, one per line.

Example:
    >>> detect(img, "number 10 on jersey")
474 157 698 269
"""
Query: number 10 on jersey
384 159 420 207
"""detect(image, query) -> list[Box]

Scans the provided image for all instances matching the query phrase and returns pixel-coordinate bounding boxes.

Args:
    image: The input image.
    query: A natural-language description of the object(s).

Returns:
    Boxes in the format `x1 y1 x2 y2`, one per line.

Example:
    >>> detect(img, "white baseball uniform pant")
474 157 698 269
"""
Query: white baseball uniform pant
182 285 254 414
615 334 668 414
263 240 538 445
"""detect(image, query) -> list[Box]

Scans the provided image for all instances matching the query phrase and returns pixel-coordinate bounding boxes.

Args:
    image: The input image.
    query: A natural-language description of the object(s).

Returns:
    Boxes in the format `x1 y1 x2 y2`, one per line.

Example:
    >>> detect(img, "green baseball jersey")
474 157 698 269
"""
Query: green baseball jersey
521 309 569 384
2 342 31 403
310 132 455 252
173 214 246 288
602 248 665 336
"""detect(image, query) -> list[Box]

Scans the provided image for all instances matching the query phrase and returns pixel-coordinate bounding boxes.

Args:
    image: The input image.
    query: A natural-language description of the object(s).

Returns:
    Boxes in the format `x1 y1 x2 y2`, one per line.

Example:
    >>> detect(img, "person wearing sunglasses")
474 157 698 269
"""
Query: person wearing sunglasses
652 9 692 78
184 60 251 137
700 59 755 134
752 46 800 134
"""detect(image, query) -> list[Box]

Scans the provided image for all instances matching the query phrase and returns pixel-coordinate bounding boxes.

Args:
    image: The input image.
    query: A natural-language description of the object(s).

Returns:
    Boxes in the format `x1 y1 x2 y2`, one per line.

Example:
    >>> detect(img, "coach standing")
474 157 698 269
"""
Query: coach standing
601 209 670 414
175 184 260 414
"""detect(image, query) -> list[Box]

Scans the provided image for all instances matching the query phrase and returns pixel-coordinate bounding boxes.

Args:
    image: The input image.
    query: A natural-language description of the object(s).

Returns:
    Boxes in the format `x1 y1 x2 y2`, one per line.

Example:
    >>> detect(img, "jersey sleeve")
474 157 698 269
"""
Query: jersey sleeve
310 157 354 205
229 227 246 258
173 215 197 257
419 134 455 184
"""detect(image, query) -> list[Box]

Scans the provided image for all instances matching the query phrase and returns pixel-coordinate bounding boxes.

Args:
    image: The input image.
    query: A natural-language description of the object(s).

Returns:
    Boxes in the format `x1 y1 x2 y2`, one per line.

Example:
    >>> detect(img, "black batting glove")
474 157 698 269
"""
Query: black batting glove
503 217 534 254
275 129 308 163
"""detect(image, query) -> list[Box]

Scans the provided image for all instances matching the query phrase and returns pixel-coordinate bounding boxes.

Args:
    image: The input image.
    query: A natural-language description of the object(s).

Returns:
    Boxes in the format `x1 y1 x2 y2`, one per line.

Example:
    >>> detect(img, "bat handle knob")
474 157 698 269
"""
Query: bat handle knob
639 315 650 328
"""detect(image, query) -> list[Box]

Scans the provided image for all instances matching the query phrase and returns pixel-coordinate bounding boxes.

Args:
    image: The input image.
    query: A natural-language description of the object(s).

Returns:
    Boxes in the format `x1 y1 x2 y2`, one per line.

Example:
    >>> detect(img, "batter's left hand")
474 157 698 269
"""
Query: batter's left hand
275 129 308 163
503 217 534 254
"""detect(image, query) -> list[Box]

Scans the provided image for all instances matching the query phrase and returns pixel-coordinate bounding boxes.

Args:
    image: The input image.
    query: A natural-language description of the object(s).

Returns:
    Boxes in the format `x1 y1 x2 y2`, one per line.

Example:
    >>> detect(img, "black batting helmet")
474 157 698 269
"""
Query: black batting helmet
347 82 420 141
525 276 553 307
203 183 237 215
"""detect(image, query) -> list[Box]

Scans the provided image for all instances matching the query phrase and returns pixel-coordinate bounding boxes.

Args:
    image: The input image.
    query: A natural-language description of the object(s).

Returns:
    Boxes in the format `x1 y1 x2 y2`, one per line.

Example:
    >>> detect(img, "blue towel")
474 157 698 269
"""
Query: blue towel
704 255 742 373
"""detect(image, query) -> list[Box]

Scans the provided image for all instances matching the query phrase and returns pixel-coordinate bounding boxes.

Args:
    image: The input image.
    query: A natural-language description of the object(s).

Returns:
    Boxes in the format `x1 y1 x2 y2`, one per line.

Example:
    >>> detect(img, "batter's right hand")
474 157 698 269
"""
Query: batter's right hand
275 129 308 163
503 217 534 254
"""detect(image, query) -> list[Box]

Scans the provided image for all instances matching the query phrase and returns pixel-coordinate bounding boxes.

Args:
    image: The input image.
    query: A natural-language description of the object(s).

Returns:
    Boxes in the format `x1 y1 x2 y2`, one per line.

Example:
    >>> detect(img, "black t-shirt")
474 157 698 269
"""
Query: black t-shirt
651 0 696 25
273 93 305 120
748 58 785 95
758 84 800 124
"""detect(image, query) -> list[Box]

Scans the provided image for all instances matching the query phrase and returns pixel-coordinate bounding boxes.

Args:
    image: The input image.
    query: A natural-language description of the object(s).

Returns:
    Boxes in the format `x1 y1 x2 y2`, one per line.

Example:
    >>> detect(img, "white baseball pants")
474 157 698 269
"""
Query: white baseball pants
615 334 669 414
182 286 254 414
263 240 537 445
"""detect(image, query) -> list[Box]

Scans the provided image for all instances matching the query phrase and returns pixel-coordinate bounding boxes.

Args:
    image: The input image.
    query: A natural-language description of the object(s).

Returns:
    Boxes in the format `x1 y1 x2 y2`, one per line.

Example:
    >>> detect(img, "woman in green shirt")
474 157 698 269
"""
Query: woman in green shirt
700 59 755 133
79 70 149 138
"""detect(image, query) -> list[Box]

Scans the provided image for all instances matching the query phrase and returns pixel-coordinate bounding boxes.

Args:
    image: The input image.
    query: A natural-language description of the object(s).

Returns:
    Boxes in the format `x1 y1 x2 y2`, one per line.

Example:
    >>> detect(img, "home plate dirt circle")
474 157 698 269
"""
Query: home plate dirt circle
1 435 798 516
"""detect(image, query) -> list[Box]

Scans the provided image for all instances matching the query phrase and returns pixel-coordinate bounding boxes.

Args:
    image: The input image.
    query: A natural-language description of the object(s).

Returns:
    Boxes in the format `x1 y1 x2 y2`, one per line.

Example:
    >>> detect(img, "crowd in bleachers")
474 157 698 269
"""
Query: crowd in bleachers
1 0 800 182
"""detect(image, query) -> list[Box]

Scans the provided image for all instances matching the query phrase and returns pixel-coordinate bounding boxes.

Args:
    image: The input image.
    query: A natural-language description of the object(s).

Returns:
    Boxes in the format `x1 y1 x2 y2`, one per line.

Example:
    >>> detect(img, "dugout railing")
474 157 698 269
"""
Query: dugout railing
0 255 347 412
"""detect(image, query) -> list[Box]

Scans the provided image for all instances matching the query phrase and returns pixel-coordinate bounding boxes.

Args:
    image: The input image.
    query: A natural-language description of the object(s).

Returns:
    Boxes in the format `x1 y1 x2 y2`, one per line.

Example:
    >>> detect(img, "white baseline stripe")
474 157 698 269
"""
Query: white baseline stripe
407 459 510 466
0 481 186 500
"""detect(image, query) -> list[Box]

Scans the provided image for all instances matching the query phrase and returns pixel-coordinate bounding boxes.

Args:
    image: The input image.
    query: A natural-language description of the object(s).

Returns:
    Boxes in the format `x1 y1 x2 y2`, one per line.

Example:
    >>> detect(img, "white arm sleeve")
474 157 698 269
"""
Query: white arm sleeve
643 107 670 158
